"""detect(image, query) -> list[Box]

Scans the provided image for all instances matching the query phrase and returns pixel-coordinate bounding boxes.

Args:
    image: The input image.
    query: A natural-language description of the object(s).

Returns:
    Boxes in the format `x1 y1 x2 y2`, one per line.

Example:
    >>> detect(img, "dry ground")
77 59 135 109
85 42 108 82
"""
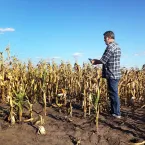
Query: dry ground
0 102 145 145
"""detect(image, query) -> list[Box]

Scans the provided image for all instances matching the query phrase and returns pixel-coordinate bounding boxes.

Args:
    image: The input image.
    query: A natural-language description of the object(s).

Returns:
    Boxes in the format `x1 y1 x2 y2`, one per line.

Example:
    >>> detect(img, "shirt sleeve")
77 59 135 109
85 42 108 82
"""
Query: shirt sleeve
100 45 114 64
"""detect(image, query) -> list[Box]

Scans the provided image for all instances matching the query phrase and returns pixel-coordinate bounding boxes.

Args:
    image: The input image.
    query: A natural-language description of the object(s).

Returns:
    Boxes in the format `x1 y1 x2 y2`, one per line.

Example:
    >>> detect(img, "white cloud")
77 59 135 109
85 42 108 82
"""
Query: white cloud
72 52 83 57
134 53 139 56
0 27 15 34
134 50 145 57
35 56 42 59
121 54 129 58
52 56 61 59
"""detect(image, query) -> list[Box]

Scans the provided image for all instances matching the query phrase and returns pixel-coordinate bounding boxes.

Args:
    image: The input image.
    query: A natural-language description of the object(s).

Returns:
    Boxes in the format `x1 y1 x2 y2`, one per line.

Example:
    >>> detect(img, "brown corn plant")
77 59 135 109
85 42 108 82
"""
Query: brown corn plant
0 48 144 126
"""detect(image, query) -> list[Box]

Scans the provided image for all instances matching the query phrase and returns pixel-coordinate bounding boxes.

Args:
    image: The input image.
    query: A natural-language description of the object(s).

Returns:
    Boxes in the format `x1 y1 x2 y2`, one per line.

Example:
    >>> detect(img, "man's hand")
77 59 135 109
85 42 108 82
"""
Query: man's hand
89 58 103 65
88 58 96 65
91 59 96 65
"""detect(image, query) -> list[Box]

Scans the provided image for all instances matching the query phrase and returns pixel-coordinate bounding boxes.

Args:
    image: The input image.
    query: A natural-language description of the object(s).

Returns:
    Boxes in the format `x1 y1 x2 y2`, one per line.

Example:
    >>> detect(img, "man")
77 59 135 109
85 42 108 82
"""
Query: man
90 31 121 118
142 64 145 70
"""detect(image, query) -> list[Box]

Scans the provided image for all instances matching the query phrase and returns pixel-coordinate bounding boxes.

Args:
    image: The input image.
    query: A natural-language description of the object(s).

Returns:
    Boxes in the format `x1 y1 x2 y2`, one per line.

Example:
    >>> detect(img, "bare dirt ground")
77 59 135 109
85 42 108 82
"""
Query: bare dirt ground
0 103 145 145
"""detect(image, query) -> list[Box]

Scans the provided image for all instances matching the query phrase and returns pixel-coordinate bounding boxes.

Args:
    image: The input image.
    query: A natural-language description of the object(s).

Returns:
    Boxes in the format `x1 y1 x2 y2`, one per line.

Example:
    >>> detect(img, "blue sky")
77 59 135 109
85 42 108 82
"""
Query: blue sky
0 0 145 68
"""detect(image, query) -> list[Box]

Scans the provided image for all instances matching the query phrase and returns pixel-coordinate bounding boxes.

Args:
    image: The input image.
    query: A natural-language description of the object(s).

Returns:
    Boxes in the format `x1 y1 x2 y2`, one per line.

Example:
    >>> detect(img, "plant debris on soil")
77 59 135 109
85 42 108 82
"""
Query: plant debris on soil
0 103 145 145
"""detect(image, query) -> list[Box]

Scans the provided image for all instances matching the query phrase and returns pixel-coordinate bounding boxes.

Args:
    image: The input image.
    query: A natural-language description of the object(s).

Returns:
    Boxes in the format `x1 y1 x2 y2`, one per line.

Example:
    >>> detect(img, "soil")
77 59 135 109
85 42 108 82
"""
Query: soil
0 102 145 145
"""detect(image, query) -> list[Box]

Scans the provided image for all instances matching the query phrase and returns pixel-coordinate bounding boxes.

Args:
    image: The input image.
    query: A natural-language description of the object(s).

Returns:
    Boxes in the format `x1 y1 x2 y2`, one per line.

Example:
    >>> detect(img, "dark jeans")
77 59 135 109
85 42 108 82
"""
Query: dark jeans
107 79 121 116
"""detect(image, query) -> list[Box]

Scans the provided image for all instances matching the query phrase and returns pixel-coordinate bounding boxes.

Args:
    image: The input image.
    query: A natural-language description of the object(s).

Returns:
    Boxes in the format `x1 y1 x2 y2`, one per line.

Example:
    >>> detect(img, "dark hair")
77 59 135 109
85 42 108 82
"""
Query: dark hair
103 31 115 39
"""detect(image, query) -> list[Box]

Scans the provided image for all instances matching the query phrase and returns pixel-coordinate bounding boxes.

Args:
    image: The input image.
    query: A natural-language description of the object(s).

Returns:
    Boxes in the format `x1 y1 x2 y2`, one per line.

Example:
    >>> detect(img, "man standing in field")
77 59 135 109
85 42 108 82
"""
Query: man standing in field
90 31 121 118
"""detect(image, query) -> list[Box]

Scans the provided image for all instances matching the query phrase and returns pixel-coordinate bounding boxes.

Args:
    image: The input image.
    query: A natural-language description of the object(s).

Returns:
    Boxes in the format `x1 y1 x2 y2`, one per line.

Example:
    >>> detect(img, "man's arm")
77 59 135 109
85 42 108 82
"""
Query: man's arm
90 44 114 65
91 59 103 65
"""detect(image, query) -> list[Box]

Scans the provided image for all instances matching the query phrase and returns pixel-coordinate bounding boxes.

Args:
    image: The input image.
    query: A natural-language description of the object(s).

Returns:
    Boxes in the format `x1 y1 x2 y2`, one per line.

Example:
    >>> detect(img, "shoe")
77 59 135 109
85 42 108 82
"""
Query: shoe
112 114 121 119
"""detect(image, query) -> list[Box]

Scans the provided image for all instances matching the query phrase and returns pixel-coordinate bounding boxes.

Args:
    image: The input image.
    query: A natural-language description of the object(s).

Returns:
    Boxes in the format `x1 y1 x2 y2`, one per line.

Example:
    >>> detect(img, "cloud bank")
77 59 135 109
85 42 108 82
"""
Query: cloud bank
0 28 15 34
134 50 145 56
72 52 83 57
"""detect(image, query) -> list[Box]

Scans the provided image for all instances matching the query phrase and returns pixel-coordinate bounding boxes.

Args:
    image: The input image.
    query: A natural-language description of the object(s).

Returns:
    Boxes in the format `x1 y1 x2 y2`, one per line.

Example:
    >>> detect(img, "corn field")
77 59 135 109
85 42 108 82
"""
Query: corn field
0 48 145 129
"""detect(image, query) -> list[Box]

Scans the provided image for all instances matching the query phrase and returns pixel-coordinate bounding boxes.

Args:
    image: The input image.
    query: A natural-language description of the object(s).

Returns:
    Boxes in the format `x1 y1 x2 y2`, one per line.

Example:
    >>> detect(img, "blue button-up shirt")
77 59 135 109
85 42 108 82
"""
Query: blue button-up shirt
100 42 121 79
